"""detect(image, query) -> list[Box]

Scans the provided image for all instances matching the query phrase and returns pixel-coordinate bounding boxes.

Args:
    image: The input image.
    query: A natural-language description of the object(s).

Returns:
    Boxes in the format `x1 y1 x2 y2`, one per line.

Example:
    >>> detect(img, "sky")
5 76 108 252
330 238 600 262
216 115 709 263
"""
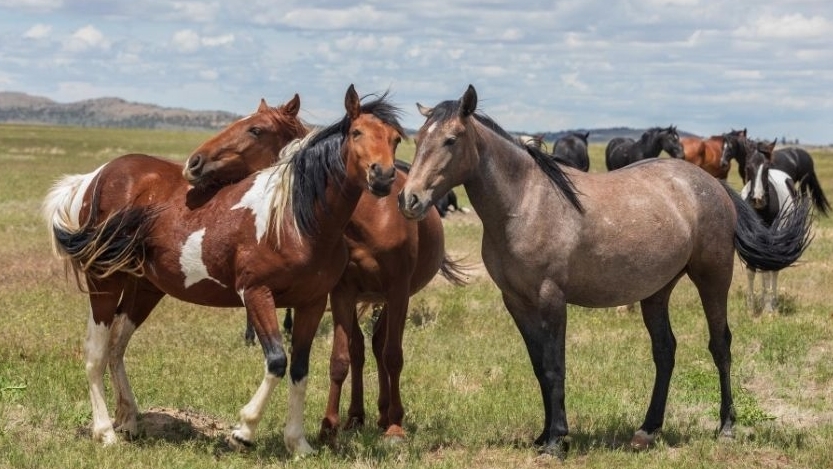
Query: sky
0 1 831 144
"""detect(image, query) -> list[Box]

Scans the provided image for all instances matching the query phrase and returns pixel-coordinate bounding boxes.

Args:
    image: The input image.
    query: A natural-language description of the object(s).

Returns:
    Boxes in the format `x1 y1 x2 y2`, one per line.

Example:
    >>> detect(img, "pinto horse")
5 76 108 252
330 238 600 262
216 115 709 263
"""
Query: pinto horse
722 132 830 216
398 85 813 459
43 85 404 455
680 128 747 179
738 139 808 314
604 125 684 170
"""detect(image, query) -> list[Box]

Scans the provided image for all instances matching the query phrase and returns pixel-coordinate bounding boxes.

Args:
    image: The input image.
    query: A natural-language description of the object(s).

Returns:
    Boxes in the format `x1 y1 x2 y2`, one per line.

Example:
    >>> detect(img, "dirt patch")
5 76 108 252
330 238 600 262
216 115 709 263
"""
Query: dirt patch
137 406 230 443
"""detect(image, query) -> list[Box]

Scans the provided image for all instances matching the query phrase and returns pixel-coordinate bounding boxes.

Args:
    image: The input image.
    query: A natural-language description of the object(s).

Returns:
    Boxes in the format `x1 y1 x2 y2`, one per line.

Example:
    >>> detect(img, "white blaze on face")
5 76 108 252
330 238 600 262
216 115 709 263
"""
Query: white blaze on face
180 228 227 288
232 170 285 243
426 121 438 136
753 164 766 202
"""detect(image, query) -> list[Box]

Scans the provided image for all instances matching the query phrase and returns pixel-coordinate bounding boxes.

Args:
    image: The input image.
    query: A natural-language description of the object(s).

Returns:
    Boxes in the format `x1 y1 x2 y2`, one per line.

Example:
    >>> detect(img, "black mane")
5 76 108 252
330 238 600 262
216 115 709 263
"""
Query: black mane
292 92 403 236
427 99 583 212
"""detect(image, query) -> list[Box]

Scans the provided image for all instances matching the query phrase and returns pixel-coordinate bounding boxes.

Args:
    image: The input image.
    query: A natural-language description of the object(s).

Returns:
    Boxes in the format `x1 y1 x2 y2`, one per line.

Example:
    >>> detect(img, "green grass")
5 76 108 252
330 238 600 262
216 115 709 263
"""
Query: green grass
1 124 832 468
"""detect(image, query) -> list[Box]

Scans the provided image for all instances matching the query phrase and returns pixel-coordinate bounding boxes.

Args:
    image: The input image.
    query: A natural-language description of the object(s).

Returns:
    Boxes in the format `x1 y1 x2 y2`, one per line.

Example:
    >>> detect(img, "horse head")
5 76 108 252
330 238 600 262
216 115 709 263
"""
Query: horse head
183 94 307 188
341 85 403 197
744 138 777 210
660 126 685 159
399 84 480 220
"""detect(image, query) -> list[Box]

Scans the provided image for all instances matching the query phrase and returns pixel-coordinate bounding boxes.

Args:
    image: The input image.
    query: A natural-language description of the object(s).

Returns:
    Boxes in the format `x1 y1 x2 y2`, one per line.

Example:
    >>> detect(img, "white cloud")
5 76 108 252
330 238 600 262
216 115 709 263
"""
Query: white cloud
23 23 51 39
734 13 831 39
334 34 403 53
171 1 219 23
199 69 218 80
172 30 234 52
279 5 400 30
172 29 200 52
62 25 109 52
2 0 62 11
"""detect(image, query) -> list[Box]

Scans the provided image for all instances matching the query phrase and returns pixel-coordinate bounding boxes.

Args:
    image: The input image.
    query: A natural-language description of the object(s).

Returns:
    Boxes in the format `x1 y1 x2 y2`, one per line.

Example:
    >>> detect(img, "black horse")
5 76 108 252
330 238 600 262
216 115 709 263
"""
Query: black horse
553 132 590 172
722 133 830 216
605 126 685 171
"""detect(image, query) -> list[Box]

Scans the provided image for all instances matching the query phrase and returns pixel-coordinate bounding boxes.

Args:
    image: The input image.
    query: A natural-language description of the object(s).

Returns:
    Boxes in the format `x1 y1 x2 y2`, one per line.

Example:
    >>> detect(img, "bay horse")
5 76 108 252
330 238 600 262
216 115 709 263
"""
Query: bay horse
739 139 809 314
43 84 404 455
721 131 830 216
680 129 747 179
605 125 684 170
397 85 813 459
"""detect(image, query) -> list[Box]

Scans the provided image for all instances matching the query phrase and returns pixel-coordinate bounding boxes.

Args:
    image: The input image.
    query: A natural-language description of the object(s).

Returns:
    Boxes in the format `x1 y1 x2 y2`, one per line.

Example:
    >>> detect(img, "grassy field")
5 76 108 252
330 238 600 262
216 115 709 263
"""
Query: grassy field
1 123 832 468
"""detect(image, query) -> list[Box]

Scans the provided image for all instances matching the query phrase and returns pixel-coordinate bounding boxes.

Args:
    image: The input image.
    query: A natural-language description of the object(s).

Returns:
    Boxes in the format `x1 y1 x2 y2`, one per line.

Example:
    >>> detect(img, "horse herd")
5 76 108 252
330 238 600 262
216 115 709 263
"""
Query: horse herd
42 85 821 460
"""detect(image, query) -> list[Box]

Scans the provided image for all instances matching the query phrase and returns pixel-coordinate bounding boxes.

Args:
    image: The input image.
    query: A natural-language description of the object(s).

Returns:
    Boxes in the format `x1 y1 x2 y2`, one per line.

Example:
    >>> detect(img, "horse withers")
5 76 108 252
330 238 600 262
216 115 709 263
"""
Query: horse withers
398 85 812 459
43 85 404 455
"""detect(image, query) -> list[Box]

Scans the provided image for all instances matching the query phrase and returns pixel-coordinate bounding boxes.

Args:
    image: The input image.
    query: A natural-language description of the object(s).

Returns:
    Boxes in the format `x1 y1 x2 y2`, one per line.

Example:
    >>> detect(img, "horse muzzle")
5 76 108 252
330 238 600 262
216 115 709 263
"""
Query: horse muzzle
398 190 430 220
367 163 396 196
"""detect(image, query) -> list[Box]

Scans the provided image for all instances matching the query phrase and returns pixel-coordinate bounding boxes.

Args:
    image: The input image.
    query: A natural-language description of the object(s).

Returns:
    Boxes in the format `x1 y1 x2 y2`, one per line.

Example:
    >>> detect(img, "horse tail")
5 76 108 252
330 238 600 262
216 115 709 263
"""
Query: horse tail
439 253 469 286
42 169 158 288
724 182 813 271
799 171 830 216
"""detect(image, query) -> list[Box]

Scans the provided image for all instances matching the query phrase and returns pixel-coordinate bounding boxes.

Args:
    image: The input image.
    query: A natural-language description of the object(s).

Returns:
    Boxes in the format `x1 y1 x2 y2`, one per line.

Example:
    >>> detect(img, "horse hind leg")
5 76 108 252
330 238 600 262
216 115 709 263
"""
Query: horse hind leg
762 271 779 314
85 276 125 445
631 282 678 450
319 285 358 444
108 277 165 439
746 268 759 315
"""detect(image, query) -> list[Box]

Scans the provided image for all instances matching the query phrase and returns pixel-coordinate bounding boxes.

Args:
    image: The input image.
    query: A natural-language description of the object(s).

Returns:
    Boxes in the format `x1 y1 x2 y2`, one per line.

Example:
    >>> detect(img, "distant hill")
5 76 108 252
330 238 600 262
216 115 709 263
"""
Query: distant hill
0 91 703 140
0 92 240 131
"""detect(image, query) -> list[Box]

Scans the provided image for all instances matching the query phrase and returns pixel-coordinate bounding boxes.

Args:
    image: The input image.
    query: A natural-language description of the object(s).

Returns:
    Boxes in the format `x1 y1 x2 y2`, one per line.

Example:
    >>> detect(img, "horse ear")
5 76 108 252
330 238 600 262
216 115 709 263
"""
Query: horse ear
283 93 301 116
583 131 590 141
460 84 477 117
345 84 361 120
257 98 269 113
416 103 433 118
742 128 747 136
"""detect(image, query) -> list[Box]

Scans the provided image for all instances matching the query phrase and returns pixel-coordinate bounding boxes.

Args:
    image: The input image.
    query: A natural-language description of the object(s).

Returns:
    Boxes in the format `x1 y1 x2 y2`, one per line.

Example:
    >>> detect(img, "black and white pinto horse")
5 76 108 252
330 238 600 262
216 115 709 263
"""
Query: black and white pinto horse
740 140 809 314
605 126 685 171
722 133 830 216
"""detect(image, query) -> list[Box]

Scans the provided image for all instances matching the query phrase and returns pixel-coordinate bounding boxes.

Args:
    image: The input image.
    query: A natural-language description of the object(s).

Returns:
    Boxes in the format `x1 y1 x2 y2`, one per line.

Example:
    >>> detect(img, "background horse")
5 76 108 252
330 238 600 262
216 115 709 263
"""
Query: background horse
680 128 747 179
520 132 590 172
43 85 403 455
604 125 684 170
398 85 812 459
721 132 830 216
740 139 807 314
553 132 590 172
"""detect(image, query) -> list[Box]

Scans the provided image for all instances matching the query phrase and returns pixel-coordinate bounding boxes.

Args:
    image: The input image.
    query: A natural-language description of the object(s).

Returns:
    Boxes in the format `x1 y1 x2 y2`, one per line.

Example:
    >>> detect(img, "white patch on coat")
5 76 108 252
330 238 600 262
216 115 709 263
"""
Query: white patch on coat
180 228 227 288
232 171 276 243
284 377 314 454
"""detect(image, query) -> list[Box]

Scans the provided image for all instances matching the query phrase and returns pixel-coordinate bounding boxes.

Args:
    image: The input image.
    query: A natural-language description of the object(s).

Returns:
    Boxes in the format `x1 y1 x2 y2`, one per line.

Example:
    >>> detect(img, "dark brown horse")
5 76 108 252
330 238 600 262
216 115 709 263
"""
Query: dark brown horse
605 126 684 170
43 85 404 455
192 116 468 443
681 128 747 179
397 85 812 459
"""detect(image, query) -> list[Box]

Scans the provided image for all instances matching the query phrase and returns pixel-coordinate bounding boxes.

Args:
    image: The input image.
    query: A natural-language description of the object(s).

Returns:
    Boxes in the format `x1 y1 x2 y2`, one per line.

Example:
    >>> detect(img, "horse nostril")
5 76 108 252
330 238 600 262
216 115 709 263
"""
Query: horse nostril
188 154 203 171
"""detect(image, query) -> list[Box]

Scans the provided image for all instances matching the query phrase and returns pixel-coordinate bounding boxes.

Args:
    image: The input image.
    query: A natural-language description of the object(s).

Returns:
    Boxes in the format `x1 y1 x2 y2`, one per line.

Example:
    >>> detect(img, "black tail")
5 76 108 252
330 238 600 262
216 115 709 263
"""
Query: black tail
799 172 830 216
439 254 469 286
725 183 813 271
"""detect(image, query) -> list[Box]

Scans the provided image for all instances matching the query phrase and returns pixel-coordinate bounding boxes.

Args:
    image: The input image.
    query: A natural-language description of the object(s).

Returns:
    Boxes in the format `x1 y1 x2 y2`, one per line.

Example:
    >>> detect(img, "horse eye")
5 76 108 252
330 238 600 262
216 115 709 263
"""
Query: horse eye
351 129 362 139
444 136 457 147
249 127 262 137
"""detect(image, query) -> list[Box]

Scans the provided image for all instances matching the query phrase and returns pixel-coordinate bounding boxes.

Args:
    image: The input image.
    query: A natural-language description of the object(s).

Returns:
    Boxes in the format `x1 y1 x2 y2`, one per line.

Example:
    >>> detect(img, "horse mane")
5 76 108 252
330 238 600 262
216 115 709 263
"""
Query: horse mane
462 108 584 213
273 92 404 240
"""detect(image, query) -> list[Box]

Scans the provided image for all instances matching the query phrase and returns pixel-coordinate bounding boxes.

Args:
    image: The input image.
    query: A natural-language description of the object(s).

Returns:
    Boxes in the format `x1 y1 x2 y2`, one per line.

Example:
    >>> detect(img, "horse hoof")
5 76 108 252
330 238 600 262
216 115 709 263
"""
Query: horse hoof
227 432 254 451
318 424 338 447
343 415 364 431
383 425 407 444
536 438 569 460
630 429 657 451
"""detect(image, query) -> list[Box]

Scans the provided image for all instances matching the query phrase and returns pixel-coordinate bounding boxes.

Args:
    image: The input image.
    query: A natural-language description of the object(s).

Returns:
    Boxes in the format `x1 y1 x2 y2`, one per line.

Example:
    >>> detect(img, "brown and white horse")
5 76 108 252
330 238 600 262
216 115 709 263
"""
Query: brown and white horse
43 85 404 454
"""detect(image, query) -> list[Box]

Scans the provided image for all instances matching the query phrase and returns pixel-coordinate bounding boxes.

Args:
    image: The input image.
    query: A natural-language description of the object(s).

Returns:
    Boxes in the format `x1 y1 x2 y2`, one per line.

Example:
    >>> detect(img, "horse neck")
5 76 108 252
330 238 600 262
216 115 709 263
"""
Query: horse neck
464 123 567 231
310 164 365 248
640 132 663 158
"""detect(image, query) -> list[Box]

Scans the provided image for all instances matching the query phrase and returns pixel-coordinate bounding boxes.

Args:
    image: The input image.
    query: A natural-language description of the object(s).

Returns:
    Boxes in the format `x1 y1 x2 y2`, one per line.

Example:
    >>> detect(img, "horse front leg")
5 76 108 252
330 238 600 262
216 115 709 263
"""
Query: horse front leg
746 268 759 315
631 285 677 450
231 286 286 449
762 271 778 314
502 289 569 459
285 299 328 455
319 286 357 444
379 292 409 441
345 307 367 430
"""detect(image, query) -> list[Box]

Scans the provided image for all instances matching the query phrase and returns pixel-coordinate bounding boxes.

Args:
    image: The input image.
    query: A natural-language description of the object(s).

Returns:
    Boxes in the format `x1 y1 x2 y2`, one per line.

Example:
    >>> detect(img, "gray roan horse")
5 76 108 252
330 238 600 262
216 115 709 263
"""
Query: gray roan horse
397 85 813 458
